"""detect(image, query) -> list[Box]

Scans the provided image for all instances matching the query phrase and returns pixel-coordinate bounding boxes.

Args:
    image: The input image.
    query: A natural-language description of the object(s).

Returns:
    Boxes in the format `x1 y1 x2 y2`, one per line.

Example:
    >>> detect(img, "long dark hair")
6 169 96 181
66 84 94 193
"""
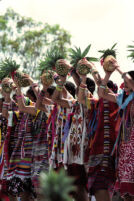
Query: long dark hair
64 81 76 98
120 70 134 117
122 70 134 102
86 77 95 94
107 80 118 93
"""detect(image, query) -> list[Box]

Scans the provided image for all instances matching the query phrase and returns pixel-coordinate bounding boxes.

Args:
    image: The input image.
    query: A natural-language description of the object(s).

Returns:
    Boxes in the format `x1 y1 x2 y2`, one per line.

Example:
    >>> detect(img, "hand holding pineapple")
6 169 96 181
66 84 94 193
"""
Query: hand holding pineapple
108 57 120 71
0 58 30 88
21 74 34 86
102 56 116 72
39 46 68 78
77 58 95 71
56 59 71 76
70 44 98 75
99 43 117 72
1 78 16 93
13 77 22 97
41 71 54 87
1 79 11 101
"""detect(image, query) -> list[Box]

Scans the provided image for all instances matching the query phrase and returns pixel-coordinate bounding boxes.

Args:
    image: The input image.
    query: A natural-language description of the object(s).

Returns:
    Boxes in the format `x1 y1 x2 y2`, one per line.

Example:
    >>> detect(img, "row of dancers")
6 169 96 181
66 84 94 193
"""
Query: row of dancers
0 57 134 201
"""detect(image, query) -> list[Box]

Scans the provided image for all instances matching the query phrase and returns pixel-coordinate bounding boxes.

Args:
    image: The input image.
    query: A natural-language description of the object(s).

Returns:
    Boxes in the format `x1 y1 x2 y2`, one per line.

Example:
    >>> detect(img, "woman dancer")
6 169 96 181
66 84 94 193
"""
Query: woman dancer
98 58 134 201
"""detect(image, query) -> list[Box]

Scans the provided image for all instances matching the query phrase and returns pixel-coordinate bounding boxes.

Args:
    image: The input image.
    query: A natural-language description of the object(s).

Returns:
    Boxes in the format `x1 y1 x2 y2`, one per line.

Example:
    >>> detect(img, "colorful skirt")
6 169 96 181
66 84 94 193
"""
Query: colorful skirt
115 139 134 197
31 112 49 194
88 169 115 195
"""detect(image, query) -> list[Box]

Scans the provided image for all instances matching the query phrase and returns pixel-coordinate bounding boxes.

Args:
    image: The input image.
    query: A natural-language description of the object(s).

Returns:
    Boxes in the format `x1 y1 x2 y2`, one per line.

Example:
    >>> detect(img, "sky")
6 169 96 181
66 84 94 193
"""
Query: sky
0 0 134 86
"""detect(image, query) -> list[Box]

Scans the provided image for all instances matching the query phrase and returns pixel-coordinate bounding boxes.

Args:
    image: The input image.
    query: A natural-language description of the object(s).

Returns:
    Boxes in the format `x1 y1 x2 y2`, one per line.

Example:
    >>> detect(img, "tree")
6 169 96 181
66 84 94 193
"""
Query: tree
0 8 71 78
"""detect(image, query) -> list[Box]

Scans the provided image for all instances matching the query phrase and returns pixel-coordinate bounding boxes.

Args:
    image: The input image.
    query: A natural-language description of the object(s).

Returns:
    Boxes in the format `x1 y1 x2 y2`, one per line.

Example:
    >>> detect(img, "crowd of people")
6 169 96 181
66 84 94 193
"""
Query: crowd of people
0 57 134 201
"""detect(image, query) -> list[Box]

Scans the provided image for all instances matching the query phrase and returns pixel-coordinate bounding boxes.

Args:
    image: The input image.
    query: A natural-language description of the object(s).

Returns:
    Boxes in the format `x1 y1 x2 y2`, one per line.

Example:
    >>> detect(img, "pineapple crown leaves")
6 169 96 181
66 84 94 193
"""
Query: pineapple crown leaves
38 46 66 74
99 43 117 59
69 44 98 68
0 58 20 80
40 169 75 201
127 41 134 62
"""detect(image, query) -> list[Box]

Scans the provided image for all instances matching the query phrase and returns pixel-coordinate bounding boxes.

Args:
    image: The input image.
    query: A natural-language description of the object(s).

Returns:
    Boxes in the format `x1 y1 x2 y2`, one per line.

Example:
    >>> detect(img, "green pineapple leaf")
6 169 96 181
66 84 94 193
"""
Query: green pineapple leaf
127 42 134 62
40 169 75 201
98 50 105 53
86 56 98 62
127 45 134 49
111 43 117 50
99 43 117 59
69 48 78 56
81 44 91 58
38 46 66 74
69 44 97 68
0 58 20 80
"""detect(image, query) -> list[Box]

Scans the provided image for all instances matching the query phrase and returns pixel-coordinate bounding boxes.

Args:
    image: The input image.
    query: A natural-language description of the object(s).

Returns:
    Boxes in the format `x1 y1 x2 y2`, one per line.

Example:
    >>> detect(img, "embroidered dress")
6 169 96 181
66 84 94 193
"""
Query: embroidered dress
64 101 87 165
46 104 58 165
115 91 134 197
86 98 118 194
31 110 48 194
47 95 73 169
6 111 35 197
50 105 71 169
0 114 7 195
62 100 90 188
0 101 18 196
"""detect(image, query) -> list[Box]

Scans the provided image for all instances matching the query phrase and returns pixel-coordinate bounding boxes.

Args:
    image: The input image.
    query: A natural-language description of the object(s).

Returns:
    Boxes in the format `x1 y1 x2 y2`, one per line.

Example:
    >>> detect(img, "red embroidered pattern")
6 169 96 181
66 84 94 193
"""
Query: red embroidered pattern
116 100 134 196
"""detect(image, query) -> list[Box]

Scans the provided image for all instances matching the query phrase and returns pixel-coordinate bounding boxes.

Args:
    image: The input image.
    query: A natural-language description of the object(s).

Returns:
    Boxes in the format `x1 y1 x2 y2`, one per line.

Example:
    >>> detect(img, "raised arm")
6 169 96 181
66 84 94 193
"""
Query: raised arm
2 90 11 119
77 73 95 108
22 74 40 98
77 74 87 105
98 70 117 103
111 58 134 91
77 59 102 86
52 76 73 108
70 68 81 87
36 89 48 112
15 83 37 116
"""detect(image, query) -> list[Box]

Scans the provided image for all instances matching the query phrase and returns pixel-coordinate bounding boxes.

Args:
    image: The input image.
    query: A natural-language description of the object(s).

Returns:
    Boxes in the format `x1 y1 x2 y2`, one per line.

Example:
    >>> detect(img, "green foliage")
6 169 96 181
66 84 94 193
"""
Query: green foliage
0 58 20 80
38 46 66 74
127 41 134 62
0 8 71 78
0 15 7 30
70 44 98 68
40 169 75 201
98 43 117 59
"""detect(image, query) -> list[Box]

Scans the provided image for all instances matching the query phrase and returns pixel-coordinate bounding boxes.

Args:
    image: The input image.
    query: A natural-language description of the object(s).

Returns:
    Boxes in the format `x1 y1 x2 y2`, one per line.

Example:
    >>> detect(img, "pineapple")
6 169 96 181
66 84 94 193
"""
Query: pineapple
13 71 29 87
55 59 70 76
1 78 12 93
0 58 30 87
127 41 134 62
99 43 117 72
70 45 98 75
41 71 54 86
39 46 68 77
40 169 75 201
